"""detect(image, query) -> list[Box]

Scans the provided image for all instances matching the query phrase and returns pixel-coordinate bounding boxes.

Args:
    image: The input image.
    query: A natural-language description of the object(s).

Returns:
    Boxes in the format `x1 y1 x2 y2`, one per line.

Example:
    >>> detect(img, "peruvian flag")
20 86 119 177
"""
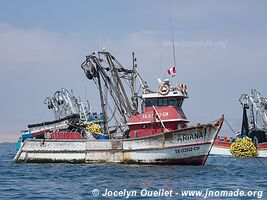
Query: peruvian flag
167 67 176 76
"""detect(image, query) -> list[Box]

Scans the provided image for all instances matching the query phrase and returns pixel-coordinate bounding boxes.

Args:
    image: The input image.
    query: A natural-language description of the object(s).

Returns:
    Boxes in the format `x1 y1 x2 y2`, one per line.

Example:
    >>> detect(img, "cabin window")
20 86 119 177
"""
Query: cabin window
178 99 183 107
144 98 158 107
168 98 178 106
145 98 184 107
158 98 168 106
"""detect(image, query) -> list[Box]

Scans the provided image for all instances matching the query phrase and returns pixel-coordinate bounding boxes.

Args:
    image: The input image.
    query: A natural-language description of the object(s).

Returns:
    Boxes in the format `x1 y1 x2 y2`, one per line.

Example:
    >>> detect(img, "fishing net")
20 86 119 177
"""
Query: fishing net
230 137 257 157
82 121 103 135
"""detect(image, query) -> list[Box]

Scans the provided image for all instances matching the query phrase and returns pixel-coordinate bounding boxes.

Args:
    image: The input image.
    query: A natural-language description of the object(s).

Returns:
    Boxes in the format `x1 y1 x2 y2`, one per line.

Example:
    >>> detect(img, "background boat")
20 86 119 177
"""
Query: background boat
211 89 267 157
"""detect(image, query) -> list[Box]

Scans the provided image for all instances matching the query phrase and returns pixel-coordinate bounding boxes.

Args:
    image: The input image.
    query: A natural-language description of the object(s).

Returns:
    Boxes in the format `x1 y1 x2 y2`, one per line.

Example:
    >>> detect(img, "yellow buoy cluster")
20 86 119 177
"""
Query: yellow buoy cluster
230 137 257 157
81 121 103 135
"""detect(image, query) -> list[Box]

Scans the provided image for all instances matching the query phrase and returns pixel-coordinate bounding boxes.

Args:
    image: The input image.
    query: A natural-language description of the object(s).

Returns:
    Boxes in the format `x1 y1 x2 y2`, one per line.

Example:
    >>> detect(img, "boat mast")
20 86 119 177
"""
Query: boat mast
240 103 249 136
81 50 152 133
131 52 138 114
96 65 108 133
240 89 267 132
101 52 134 117
168 0 177 87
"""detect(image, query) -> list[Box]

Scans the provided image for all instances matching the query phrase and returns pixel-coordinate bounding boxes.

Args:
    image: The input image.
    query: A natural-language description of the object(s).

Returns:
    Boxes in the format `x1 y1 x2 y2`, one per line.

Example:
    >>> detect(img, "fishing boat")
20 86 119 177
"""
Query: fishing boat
210 89 267 157
14 50 223 165
210 137 267 157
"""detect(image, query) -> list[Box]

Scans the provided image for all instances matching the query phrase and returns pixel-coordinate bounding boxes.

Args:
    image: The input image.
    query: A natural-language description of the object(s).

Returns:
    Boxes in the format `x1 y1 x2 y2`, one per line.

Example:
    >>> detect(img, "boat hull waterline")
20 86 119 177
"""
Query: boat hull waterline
14 118 223 165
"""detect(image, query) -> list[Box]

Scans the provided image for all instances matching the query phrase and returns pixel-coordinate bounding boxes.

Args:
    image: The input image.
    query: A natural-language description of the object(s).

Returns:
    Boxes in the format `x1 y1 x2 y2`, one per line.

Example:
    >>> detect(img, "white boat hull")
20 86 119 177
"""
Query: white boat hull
258 149 267 157
210 143 267 158
13 119 223 165
210 146 231 157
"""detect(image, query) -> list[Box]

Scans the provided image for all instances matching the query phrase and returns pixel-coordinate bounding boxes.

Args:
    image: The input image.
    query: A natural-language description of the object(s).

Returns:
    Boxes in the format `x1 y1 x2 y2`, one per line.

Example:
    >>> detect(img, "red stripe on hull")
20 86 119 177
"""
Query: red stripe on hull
258 143 267 149
31 131 46 137
214 140 232 148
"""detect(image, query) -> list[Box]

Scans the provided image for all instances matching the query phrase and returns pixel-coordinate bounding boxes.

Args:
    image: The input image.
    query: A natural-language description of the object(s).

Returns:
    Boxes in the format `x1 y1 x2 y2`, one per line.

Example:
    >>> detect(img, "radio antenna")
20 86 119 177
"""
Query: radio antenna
168 0 177 70
168 0 178 87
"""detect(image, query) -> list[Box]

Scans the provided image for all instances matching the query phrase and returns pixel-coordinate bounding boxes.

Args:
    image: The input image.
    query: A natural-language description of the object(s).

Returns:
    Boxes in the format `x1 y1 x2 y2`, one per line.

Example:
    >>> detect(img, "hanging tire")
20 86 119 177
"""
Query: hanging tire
48 102 54 109
90 66 97 77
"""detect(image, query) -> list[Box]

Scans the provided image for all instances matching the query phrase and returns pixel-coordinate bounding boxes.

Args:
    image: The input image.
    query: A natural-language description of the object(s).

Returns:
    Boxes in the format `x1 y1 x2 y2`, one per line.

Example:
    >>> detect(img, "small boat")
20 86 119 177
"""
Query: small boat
210 136 267 157
210 136 234 157
14 51 223 165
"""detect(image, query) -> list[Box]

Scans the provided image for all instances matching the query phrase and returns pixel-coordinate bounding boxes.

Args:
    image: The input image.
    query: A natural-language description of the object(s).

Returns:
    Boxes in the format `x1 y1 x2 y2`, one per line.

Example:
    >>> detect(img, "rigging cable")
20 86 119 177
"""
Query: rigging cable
168 0 177 69
224 118 236 134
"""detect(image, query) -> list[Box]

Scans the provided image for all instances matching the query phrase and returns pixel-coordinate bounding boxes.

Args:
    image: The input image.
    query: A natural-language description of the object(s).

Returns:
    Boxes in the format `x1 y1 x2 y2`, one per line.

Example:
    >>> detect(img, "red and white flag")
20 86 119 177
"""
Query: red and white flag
167 67 176 76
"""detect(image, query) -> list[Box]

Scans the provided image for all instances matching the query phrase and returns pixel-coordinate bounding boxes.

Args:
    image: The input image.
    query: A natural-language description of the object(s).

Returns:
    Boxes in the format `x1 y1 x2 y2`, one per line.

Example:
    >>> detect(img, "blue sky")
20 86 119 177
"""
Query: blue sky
0 0 267 142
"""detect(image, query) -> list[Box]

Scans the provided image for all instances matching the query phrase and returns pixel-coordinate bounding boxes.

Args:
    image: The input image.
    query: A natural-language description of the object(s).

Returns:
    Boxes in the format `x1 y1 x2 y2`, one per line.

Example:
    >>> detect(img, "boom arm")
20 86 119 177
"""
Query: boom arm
81 50 151 129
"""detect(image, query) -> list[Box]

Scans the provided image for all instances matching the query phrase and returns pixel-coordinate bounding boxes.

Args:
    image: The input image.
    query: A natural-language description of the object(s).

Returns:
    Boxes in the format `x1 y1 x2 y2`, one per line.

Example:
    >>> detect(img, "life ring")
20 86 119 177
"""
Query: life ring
159 84 170 95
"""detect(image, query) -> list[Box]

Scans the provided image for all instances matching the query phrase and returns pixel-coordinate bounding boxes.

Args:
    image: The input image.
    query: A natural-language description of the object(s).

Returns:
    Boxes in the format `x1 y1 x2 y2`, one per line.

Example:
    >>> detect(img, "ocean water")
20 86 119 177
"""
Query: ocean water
0 143 266 200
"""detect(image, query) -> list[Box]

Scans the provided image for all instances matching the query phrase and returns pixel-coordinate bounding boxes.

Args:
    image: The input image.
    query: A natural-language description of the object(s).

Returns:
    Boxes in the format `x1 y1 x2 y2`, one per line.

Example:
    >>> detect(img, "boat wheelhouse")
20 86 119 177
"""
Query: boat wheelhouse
128 80 189 138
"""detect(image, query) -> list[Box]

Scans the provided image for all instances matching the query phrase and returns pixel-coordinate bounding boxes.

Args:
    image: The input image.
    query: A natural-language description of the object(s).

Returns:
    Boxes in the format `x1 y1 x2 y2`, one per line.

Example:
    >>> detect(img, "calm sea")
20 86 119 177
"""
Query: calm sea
0 143 266 200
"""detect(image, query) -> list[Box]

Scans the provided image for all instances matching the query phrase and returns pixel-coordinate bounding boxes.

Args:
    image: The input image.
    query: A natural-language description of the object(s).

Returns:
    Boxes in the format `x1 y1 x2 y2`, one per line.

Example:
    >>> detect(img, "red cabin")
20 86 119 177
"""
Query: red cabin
127 82 189 138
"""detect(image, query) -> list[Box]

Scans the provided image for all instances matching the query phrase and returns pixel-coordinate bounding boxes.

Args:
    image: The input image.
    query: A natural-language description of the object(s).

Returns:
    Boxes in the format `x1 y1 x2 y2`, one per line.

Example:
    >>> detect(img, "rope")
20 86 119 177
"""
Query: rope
224 118 236 134
152 106 169 132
